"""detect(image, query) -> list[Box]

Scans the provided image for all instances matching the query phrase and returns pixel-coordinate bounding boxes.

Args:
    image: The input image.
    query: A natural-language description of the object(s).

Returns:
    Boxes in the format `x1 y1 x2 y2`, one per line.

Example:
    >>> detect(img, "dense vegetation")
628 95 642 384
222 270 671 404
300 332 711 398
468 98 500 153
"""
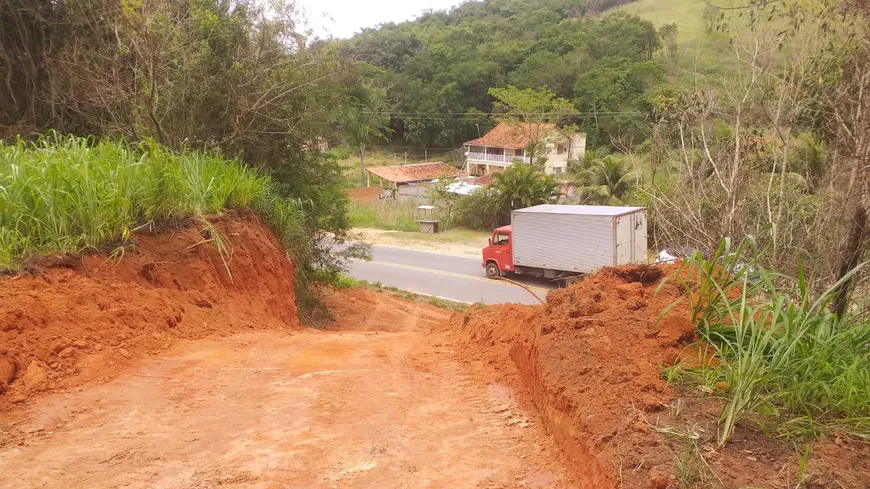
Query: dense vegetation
0 0 373 311
665 238 870 445
0 136 304 272
346 0 664 149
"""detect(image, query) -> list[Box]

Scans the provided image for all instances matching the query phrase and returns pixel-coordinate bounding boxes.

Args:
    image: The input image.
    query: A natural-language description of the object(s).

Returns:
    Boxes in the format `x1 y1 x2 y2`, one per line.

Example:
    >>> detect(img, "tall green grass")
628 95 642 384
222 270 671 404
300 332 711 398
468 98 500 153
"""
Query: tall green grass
662 239 870 445
347 200 421 232
0 135 304 270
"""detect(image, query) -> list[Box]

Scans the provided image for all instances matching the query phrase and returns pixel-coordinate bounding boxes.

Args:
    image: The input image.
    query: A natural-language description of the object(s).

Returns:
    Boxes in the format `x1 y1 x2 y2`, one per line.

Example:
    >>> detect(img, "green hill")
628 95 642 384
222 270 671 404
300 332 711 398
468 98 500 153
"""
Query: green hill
618 0 709 41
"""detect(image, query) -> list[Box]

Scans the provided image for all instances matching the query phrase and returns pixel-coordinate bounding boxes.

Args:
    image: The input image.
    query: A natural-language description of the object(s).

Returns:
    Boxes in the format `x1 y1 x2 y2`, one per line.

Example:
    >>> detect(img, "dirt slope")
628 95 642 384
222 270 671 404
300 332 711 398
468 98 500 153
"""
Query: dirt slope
0 211 298 403
448 265 690 488
0 288 579 488
449 265 870 489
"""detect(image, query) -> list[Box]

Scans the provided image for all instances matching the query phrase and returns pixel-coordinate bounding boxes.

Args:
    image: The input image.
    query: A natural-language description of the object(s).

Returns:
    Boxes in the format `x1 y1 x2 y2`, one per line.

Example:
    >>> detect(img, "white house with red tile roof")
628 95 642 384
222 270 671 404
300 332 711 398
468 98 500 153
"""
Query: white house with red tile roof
463 122 586 176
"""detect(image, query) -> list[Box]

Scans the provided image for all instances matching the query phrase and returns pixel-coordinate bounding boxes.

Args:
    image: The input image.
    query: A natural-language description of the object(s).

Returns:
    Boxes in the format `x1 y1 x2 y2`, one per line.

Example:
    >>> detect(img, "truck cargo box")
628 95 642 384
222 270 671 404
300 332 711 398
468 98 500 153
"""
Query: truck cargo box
510 205 647 273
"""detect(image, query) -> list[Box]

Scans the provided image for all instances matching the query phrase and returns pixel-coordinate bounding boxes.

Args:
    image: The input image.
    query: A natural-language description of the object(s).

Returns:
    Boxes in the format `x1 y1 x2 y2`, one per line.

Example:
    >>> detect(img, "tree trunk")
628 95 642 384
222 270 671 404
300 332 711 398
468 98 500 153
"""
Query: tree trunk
359 143 366 187
832 203 868 317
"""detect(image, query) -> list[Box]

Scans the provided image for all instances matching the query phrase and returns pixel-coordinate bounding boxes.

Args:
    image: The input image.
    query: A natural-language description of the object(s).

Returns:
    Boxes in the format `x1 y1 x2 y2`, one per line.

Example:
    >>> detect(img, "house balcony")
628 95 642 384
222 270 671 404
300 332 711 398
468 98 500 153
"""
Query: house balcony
466 152 530 165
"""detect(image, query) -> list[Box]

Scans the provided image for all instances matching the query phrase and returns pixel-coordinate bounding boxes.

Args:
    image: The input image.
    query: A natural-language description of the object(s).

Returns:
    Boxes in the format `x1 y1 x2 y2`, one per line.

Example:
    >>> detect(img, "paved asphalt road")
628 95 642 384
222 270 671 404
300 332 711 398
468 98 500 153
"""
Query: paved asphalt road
347 245 557 305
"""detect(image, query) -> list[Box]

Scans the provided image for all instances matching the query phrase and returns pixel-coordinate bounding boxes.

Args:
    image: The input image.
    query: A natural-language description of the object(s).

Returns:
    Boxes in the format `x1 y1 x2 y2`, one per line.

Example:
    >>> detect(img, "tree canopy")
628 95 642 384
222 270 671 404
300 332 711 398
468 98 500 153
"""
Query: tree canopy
344 0 665 149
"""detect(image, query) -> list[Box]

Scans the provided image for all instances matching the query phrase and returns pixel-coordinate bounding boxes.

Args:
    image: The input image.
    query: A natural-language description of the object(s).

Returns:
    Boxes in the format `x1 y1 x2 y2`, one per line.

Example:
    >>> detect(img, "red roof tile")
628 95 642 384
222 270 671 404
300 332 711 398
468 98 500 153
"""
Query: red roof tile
365 162 458 184
464 122 559 149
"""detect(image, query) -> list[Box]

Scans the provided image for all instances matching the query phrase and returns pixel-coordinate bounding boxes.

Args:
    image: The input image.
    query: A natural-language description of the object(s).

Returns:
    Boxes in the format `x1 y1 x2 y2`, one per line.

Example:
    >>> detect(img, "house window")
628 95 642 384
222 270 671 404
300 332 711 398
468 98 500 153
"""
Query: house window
554 167 563 174
556 144 566 155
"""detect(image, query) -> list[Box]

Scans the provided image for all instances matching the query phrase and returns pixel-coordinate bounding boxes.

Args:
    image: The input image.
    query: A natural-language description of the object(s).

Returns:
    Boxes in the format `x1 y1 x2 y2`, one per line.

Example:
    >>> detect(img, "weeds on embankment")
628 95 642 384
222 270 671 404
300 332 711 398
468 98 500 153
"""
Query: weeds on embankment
0 135 305 271
661 238 870 446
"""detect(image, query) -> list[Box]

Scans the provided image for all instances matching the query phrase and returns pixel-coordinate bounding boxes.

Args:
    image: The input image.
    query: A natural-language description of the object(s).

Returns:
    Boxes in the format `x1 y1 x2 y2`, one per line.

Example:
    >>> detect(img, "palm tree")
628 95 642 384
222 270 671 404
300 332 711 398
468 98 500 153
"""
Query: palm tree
573 155 636 204
490 162 558 210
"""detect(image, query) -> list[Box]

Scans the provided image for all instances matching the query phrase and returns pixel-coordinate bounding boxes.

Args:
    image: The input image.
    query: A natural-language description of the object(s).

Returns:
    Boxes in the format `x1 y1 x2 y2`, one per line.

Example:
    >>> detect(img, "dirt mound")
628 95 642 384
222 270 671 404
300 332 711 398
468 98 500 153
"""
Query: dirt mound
451 264 870 488
450 264 692 488
0 211 298 405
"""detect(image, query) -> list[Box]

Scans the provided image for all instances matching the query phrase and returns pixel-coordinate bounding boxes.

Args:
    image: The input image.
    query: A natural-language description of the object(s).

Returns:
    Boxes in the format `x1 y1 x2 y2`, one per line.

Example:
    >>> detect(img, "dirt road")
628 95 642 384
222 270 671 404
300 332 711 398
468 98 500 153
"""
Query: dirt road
0 290 576 489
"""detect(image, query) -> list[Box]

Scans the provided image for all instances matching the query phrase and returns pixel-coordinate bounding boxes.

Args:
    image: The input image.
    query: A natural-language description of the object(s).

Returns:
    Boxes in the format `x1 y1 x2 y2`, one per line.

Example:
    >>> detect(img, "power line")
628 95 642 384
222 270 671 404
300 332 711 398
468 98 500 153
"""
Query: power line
703 0 782 10
361 111 644 116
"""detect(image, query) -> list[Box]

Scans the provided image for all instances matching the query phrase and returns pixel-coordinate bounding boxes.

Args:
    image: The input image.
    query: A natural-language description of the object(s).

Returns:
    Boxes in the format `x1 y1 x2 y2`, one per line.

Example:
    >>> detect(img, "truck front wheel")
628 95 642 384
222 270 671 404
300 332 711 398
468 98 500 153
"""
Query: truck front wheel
485 262 501 279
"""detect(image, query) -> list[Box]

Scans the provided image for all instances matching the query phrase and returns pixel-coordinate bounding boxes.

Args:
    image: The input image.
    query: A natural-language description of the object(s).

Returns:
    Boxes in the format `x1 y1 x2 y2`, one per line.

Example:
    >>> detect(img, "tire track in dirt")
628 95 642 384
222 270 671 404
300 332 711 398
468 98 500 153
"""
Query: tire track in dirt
0 311 578 489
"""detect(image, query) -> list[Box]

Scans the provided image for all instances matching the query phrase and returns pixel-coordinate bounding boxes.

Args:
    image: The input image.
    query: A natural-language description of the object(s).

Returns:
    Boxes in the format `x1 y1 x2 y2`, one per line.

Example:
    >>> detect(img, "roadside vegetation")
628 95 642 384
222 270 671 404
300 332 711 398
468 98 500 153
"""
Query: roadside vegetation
663 238 870 446
0 135 305 271
1 0 374 315
348 200 420 232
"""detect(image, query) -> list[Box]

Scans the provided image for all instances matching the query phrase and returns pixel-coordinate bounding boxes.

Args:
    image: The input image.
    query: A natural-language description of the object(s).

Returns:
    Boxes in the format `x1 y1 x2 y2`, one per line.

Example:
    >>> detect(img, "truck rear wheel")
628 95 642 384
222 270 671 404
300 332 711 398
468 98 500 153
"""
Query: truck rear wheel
485 262 501 279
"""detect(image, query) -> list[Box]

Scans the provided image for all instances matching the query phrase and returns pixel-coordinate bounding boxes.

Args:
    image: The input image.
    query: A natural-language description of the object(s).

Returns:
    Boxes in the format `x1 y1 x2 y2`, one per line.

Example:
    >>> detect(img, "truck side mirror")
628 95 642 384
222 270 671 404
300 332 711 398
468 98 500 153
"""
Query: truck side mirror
488 237 493 246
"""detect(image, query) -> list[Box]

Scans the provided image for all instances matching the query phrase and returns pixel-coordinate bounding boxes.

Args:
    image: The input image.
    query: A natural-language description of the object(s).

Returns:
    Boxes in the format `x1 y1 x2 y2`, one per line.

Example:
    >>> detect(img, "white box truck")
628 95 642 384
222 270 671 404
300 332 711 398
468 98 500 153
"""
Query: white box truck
481 204 648 283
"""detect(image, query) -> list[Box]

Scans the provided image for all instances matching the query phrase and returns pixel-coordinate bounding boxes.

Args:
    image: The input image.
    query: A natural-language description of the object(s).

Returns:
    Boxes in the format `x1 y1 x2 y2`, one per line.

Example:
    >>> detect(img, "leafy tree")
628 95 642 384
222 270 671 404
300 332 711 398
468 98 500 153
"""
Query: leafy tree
490 162 559 210
0 0 377 310
587 12 661 61
572 155 636 204
573 58 665 147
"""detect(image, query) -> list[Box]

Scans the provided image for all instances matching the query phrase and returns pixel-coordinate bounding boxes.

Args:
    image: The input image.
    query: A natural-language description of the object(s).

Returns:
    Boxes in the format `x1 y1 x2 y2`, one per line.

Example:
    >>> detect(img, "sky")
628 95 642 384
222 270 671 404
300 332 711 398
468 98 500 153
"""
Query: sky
295 0 467 39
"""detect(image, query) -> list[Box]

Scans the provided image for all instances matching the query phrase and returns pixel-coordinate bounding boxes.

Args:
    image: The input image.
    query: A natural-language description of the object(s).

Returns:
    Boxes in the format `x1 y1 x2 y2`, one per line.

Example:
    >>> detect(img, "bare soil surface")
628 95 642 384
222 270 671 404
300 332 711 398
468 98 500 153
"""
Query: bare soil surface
0 288 577 489
0 211 298 401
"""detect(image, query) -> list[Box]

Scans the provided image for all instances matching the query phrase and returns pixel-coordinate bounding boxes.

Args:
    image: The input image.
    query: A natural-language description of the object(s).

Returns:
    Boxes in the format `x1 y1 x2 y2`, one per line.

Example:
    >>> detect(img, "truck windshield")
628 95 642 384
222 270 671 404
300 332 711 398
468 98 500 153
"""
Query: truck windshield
494 233 509 246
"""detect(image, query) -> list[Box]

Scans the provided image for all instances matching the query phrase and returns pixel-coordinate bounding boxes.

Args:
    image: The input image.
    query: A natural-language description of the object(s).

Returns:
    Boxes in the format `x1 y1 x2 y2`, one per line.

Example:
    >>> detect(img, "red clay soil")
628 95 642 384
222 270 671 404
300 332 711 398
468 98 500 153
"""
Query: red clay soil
0 210 298 405
448 264 870 489
0 286 580 488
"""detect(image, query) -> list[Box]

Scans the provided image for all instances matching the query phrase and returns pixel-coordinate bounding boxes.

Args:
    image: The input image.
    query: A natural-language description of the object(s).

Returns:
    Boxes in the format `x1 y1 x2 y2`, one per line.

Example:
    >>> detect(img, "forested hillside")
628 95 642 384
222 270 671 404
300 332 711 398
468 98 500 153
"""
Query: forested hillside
345 0 668 149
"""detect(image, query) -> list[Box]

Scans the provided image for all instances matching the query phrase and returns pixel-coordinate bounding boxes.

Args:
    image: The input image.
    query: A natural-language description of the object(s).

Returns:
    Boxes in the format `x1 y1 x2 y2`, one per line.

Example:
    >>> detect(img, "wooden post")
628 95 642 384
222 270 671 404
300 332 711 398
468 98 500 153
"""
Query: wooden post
366 171 370 188
359 143 366 187
425 147 428 162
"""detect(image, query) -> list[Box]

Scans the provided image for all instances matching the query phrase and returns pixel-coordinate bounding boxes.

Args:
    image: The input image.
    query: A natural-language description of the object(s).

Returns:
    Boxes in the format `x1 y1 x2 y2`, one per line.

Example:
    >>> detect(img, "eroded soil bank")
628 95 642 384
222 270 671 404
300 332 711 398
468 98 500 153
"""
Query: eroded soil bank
449 265 870 489
0 211 298 402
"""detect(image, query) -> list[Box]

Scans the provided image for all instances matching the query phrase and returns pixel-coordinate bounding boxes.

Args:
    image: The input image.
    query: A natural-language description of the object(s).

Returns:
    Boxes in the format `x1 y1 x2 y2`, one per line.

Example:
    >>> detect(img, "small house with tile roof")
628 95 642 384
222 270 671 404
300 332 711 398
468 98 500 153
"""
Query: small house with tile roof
463 122 585 176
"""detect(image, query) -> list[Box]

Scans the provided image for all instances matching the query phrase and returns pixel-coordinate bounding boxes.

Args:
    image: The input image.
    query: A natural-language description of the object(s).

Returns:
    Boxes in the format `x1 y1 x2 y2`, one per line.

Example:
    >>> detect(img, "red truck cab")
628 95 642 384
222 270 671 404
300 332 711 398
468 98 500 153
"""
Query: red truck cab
482 225 513 278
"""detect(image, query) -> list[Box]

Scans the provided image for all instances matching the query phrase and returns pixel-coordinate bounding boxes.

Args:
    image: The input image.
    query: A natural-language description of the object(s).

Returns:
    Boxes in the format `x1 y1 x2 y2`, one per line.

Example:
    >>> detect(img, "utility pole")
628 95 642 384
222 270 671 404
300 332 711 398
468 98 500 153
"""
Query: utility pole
359 143 366 187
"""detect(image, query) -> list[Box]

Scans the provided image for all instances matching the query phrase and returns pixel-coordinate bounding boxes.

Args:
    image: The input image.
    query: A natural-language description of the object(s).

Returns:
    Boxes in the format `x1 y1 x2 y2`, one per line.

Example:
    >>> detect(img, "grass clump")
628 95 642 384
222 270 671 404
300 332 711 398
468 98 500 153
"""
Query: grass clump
663 238 870 445
347 200 420 232
0 134 304 270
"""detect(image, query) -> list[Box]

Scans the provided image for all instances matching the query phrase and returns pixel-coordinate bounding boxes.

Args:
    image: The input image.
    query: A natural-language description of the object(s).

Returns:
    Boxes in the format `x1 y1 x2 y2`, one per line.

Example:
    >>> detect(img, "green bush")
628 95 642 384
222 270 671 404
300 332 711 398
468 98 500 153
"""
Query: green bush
0 135 305 270
663 237 870 445
328 145 354 160
453 189 511 231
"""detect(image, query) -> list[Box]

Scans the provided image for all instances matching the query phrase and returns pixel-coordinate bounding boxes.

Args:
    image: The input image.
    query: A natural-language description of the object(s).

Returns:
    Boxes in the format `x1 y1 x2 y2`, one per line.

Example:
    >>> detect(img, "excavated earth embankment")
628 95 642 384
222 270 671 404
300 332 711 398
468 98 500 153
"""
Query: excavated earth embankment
448 265 692 488
2 217 868 488
0 211 298 403
449 264 870 489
